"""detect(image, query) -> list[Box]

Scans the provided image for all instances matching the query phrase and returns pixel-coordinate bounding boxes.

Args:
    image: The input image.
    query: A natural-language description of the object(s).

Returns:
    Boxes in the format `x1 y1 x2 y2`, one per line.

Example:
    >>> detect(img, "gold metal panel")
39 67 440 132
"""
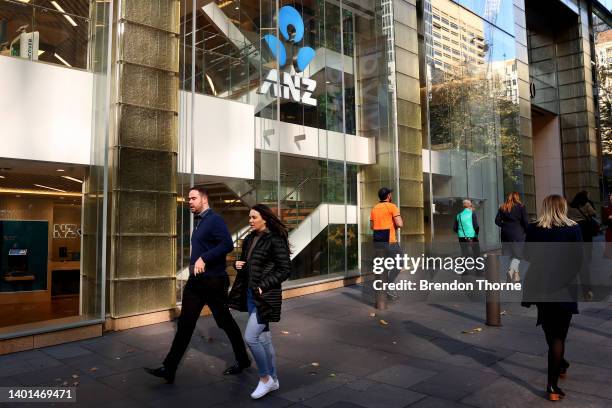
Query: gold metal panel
120 64 178 112
121 0 180 34
396 100 421 129
114 236 176 279
119 105 177 151
399 152 422 181
121 22 179 72
398 180 424 208
398 126 422 155
111 279 176 317
117 148 176 193
115 191 176 235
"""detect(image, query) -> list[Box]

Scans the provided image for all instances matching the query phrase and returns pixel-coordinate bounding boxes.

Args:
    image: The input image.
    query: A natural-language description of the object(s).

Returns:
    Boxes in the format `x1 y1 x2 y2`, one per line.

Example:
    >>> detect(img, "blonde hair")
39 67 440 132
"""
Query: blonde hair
501 191 522 213
535 195 577 229
462 199 472 209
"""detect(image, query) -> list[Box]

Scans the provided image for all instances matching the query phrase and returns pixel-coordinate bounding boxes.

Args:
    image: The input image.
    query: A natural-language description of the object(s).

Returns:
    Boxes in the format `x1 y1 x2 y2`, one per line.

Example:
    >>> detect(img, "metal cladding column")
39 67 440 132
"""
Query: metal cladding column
108 0 180 320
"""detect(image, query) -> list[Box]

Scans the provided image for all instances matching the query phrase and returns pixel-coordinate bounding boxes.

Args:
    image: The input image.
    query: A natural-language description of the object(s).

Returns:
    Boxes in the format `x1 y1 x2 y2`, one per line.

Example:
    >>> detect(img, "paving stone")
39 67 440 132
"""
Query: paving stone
42 344 93 360
407 396 475 408
488 352 546 382
366 364 437 389
409 366 499 401
279 372 356 402
300 383 426 408
460 377 544 408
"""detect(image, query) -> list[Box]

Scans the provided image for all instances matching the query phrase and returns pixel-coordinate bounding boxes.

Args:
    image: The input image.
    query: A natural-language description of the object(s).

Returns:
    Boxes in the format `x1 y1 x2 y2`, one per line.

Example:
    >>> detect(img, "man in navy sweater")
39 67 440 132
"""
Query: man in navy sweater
145 187 250 383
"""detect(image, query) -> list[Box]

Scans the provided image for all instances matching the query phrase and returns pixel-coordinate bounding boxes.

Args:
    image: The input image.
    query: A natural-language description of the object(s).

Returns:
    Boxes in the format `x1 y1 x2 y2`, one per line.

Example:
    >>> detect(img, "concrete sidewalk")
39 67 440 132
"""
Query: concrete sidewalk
1 279 611 408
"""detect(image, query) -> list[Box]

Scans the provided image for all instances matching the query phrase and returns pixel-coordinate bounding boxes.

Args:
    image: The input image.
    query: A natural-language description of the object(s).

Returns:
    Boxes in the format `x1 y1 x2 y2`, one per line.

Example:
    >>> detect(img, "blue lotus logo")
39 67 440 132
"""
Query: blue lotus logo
263 6 315 72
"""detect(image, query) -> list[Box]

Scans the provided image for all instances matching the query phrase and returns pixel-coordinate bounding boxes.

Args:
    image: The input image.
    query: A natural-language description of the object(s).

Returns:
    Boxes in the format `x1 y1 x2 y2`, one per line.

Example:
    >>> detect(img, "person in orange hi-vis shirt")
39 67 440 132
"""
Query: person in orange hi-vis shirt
370 187 403 301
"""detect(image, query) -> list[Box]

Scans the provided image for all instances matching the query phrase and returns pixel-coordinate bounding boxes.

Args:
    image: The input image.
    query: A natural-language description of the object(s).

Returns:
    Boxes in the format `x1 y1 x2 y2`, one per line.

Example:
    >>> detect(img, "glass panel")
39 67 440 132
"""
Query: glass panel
0 0 109 337
0 0 90 70
422 0 518 246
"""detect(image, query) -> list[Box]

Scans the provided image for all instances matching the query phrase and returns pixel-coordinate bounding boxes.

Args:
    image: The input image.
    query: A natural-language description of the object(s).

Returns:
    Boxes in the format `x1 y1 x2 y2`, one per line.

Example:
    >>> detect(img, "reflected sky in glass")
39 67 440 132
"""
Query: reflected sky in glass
453 0 514 35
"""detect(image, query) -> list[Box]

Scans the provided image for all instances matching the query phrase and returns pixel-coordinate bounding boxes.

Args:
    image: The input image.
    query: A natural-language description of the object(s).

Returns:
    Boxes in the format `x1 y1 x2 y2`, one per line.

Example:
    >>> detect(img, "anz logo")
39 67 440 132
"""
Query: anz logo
258 6 317 106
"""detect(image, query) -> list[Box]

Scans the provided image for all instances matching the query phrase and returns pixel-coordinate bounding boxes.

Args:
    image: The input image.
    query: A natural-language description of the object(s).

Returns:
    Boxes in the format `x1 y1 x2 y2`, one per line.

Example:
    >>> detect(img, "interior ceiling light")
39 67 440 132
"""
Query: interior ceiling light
0 175 5 179
62 176 83 183
34 184 66 193
54 53 72 67
0 188 81 197
57 169 65 172
51 1 78 27
205 74 217 96
217 1 233 9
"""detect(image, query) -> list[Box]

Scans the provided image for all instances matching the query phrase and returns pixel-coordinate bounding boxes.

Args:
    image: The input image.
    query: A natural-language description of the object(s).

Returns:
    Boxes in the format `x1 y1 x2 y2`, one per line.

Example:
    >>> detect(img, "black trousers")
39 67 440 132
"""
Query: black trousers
163 275 250 371
374 242 403 285
458 238 480 258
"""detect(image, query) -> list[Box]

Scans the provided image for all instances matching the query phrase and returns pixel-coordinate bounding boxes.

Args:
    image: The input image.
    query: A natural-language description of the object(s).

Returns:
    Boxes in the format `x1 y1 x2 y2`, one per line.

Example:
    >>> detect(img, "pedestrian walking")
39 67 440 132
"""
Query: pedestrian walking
145 187 251 384
228 204 292 399
370 187 403 300
495 192 529 282
521 195 583 401
453 199 480 260
568 190 599 243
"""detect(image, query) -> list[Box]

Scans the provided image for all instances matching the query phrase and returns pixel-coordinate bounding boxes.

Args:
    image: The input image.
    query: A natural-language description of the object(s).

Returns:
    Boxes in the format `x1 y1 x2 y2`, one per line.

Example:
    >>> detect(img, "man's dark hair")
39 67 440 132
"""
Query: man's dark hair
189 186 209 197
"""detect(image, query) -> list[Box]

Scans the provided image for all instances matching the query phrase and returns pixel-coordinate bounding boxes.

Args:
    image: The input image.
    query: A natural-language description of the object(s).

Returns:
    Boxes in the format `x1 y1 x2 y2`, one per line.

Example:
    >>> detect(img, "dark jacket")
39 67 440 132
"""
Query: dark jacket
521 223 583 319
495 204 529 242
228 231 292 323
190 209 233 277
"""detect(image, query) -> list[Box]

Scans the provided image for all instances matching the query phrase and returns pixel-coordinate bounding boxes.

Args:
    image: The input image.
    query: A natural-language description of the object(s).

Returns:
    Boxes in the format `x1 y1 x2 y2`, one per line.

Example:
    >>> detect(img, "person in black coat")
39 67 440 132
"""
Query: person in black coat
228 204 292 399
521 194 583 401
495 192 529 282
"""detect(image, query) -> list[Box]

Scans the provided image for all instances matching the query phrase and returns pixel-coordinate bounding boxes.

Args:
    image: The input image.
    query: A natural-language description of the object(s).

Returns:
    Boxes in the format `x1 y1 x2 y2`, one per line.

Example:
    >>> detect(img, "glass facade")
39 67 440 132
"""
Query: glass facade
0 0 610 345
420 0 520 246
0 0 110 338
176 0 395 297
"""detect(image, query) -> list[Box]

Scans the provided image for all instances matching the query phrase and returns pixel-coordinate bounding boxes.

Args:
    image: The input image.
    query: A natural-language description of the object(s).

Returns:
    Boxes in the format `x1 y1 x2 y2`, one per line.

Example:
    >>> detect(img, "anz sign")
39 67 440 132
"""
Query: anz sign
258 6 317 106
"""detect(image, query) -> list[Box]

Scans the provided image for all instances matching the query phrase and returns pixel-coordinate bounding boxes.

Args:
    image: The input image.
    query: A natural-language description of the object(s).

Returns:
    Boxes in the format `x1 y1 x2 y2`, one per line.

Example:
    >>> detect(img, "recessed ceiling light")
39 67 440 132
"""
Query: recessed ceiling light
0 188 81 197
51 1 78 27
16 195 21 198
34 184 66 193
54 53 72 67
57 169 65 172
61 176 83 183
0 175 5 179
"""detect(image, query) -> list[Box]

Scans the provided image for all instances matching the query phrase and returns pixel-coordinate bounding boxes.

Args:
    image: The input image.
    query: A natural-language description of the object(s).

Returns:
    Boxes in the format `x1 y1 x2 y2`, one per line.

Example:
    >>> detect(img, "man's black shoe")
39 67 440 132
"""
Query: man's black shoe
223 360 251 375
144 366 175 384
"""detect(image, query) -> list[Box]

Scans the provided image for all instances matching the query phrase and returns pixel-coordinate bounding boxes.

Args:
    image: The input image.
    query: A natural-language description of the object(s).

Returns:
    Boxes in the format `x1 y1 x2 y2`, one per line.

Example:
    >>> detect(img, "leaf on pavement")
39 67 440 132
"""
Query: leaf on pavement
379 319 389 326
461 327 483 334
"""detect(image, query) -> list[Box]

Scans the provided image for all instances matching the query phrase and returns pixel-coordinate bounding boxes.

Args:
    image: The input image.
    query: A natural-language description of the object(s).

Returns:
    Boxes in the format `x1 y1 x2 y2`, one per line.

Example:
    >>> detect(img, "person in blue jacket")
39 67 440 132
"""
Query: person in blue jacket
145 187 250 384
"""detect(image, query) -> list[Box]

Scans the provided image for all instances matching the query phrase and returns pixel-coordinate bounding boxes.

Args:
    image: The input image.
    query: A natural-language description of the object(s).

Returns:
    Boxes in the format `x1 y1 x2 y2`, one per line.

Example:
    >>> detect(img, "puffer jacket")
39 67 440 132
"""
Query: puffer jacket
228 231 292 323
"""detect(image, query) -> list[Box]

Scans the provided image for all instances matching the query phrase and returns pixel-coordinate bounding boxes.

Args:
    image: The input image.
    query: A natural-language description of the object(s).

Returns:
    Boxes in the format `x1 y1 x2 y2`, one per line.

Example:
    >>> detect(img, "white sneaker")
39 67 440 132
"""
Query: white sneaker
250 378 276 399
270 378 280 391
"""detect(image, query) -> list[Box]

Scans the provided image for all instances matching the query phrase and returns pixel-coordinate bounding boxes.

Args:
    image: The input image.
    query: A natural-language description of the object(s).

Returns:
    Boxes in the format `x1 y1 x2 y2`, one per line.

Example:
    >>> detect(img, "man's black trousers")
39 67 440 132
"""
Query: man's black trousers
163 274 250 371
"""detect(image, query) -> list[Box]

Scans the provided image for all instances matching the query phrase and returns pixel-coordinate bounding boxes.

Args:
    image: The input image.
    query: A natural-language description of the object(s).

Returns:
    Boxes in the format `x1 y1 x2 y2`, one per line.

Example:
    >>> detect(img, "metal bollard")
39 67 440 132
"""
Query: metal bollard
485 253 502 326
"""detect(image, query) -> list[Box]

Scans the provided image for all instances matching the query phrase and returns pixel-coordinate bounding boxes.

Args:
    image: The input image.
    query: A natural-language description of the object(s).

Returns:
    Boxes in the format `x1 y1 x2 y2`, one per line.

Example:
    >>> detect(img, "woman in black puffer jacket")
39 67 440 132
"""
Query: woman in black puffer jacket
228 204 291 400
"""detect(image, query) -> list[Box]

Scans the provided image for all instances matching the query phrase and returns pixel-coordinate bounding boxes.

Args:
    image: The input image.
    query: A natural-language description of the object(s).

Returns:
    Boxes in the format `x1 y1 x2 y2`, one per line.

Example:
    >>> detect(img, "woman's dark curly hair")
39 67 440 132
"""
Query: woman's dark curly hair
251 203 291 252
